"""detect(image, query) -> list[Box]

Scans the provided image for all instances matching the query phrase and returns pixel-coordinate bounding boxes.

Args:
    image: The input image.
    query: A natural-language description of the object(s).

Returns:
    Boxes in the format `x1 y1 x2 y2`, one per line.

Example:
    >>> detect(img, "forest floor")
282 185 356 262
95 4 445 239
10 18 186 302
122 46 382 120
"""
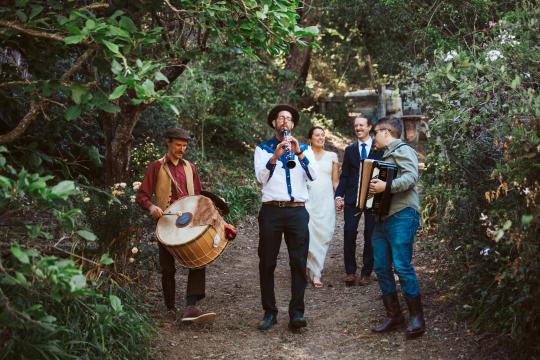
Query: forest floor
148 214 509 360
147 132 508 360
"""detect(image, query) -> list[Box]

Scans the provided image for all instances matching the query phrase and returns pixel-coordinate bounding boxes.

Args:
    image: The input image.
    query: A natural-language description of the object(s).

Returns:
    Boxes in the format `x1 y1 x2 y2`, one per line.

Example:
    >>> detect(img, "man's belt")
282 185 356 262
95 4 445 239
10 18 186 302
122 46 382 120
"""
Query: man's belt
263 201 305 208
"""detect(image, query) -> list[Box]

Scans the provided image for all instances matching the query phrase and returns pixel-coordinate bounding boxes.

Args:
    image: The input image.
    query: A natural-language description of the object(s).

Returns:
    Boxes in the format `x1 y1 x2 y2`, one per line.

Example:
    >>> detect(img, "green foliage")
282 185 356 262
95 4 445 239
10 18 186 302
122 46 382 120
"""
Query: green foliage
80 181 149 258
1 0 318 125
312 0 516 92
193 148 261 225
169 46 293 148
0 149 153 359
0 247 153 360
419 4 539 355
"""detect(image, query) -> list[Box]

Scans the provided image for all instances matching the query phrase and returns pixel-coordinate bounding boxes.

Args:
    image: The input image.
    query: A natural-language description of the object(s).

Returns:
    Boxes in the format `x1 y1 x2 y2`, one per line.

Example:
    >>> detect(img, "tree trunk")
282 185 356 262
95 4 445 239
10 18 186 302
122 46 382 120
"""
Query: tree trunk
279 0 317 105
103 105 144 185
103 61 189 185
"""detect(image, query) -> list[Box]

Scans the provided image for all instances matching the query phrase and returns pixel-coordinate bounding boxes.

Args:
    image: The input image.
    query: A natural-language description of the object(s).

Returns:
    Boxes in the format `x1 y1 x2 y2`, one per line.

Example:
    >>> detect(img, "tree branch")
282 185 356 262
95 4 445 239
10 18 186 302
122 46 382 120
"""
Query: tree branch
81 2 110 11
0 20 65 42
0 48 96 145
0 80 37 88
164 0 188 14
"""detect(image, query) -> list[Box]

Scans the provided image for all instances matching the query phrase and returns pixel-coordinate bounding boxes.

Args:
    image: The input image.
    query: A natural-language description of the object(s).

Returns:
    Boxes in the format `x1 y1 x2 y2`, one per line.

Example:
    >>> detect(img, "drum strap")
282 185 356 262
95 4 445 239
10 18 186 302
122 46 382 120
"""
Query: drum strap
156 156 196 209
183 160 195 196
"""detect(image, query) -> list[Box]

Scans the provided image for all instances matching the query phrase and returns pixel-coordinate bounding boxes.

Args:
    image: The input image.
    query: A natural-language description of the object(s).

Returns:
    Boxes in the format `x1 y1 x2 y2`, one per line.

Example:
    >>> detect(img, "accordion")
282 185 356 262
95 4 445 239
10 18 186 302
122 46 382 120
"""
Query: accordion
356 159 398 218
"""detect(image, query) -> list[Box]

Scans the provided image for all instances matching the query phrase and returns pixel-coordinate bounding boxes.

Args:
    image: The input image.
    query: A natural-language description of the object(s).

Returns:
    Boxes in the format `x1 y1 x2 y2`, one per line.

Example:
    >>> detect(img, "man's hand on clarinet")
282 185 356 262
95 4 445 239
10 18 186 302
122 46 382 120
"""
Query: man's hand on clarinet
288 136 302 155
271 140 289 163
149 204 164 218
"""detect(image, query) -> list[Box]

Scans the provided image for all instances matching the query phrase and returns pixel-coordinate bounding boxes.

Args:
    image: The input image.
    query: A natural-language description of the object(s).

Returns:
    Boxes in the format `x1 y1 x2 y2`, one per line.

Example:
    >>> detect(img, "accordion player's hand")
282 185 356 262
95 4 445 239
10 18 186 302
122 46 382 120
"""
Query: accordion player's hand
369 179 387 194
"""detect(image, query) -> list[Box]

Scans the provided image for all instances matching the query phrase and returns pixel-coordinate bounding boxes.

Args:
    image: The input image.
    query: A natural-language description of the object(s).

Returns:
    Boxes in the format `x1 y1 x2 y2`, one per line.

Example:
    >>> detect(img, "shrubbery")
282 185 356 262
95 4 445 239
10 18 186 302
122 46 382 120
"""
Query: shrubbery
418 4 539 355
0 147 153 359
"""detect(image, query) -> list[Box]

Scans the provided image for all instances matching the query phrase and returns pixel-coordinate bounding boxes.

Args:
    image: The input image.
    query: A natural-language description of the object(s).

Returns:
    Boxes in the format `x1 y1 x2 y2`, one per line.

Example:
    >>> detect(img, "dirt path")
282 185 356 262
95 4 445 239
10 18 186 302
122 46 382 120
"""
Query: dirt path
148 211 492 360
147 131 499 360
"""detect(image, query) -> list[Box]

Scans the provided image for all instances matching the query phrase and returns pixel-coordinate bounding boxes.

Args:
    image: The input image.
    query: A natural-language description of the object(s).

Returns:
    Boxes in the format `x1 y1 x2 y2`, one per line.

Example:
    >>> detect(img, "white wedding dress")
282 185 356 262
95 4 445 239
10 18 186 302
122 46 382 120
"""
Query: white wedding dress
306 150 338 282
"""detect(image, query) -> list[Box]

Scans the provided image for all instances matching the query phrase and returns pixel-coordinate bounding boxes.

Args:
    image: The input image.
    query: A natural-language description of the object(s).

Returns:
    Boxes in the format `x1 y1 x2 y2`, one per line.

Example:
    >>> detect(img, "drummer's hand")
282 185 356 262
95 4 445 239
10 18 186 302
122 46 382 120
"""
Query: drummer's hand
369 179 386 194
224 223 237 240
149 204 164 218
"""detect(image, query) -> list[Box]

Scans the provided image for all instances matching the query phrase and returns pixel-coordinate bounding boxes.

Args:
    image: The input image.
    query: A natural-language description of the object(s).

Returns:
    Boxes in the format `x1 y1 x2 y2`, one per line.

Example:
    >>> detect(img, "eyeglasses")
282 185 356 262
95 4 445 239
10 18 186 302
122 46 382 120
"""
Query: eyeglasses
277 115 293 122
372 128 391 136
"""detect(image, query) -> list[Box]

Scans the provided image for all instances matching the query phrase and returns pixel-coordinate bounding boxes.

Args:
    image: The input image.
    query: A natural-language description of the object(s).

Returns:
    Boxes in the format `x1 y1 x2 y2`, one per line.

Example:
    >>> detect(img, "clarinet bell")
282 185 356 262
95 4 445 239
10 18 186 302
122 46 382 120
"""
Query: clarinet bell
286 159 296 169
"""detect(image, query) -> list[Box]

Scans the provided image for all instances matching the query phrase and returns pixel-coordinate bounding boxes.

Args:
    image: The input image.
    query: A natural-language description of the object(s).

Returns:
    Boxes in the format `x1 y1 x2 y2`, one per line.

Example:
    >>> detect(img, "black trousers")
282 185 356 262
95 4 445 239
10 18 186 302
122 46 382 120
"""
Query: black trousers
158 243 205 310
258 204 310 319
343 204 375 276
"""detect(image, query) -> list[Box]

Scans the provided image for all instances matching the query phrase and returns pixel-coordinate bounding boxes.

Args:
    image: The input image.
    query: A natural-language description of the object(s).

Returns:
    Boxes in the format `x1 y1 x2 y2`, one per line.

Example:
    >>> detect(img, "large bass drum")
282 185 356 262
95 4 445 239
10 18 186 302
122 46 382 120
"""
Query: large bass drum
156 195 229 269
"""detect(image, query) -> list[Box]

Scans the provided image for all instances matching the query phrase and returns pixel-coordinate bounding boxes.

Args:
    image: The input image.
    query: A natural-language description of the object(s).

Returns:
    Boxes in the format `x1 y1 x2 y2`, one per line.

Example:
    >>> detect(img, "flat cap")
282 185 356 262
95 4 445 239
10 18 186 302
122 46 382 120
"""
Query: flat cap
164 128 191 141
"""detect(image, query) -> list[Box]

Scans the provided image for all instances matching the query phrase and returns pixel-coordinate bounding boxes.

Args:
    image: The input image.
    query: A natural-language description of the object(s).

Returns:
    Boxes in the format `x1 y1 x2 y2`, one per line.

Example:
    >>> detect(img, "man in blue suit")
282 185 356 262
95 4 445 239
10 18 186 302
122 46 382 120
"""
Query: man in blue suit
335 115 382 286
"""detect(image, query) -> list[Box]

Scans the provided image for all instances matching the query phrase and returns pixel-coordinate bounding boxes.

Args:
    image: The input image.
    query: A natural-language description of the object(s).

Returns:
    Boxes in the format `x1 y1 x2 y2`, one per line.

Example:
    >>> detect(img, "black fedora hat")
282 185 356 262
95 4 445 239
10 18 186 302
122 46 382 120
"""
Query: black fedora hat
267 104 299 128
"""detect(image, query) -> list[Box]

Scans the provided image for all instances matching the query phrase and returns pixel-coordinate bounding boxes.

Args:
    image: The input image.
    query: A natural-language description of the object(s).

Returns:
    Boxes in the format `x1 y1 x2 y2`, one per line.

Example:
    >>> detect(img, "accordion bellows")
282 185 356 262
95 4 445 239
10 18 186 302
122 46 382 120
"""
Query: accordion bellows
356 159 398 218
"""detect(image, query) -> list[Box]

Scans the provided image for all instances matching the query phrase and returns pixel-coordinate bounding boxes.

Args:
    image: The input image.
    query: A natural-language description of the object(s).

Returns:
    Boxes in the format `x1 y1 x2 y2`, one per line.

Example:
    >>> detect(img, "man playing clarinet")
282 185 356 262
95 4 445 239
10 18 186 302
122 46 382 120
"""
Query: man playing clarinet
254 104 318 331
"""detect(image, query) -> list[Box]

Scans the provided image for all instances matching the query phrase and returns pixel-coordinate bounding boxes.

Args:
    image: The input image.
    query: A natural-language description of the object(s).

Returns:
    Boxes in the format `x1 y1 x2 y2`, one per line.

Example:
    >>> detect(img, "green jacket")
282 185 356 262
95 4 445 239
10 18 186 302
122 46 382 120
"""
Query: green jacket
381 139 420 217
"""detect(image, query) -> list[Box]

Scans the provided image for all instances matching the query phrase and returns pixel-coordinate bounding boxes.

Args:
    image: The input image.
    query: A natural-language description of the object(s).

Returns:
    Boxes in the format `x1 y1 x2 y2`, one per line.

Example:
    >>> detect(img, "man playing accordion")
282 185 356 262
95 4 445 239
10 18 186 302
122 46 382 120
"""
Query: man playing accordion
368 116 426 339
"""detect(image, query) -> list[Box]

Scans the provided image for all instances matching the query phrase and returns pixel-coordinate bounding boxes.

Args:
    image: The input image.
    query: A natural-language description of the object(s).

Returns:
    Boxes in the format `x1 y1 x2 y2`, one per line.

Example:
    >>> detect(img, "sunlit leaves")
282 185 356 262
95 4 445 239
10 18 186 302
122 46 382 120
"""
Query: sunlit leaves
108 84 127 100
76 229 97 241
50 180 77 200
11 245 30 264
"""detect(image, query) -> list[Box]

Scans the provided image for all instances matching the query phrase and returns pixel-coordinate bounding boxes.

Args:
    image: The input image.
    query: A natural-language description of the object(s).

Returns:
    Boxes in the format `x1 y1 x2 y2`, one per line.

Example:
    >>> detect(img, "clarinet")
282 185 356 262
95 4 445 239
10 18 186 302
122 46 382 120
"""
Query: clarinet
280 128 297 169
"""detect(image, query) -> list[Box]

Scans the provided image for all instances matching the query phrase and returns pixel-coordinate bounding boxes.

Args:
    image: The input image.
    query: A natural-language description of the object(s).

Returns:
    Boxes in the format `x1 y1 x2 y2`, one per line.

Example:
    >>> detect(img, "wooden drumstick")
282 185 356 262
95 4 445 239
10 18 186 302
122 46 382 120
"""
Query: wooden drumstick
163 211 183 216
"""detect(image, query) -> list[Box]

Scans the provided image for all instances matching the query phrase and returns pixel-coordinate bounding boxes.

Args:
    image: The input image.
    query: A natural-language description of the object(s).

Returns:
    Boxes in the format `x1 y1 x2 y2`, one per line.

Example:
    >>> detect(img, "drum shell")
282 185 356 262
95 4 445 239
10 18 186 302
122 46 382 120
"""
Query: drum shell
162 217 228 269
156 195 229 269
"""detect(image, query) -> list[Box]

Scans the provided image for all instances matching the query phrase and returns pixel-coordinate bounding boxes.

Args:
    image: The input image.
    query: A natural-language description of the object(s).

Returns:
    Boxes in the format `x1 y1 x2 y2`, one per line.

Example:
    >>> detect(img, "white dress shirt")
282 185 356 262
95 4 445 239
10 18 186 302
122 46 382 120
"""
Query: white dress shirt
358 137 373 158
254 137 318 202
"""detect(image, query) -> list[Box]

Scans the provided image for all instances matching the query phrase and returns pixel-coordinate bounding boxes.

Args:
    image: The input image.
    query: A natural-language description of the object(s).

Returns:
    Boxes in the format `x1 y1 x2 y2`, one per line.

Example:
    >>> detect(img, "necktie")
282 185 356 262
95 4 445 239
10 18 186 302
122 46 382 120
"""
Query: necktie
361 143 367 159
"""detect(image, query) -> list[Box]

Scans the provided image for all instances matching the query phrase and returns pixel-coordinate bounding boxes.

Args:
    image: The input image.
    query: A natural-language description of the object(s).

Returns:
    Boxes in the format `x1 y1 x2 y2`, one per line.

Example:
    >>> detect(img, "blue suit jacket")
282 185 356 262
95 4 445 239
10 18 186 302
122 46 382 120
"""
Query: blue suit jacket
335 141 383 206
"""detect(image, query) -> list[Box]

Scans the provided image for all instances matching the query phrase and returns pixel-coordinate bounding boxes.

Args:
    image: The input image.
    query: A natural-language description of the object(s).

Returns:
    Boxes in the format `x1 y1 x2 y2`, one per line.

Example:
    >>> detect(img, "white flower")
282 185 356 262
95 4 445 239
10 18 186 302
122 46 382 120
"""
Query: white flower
479 213 488 222
128 257 135 263
132 181 142 191
524 72 531 78
480 247 491 256
444 50 458 62
119 182 127 188
499 33 519 46
131 247 139 254
83 197 91 203
130 195 136 203
486 50 504 62
523 187 530 195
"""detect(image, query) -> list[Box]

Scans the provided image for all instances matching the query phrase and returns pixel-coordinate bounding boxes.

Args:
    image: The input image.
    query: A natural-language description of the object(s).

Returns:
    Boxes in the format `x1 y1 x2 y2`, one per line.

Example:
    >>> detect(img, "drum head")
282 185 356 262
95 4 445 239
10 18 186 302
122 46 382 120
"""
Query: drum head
156 196 209 246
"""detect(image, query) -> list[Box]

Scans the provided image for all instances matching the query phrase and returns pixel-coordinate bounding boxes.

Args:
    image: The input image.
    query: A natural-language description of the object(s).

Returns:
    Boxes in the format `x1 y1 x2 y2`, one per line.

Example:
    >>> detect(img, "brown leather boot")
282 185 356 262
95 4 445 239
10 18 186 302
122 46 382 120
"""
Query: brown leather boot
404 294 425 339
181 306 216 324
372 292 404 333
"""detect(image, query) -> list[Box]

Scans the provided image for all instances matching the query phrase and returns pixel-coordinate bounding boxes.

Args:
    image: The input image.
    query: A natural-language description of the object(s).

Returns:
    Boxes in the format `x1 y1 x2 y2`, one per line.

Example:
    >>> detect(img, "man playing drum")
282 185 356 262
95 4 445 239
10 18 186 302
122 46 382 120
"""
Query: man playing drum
254 104 318 331
136 128 217 323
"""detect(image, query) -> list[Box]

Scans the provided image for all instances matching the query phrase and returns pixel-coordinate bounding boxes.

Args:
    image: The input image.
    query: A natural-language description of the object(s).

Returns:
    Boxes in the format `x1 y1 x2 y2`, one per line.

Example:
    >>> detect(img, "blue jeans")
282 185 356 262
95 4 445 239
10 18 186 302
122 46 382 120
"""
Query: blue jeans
372 207 420 298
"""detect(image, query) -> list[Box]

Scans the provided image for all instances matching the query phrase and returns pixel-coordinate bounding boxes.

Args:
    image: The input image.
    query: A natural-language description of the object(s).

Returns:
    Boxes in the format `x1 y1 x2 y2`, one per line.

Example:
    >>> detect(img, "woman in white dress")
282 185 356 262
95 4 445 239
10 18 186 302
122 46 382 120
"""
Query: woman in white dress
306 126 339 288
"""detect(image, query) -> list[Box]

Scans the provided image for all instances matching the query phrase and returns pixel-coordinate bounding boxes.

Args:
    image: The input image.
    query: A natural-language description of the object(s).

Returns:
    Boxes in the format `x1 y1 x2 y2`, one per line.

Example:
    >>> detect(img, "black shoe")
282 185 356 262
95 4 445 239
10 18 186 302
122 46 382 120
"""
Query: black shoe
288 315 307 330
258 313 277 331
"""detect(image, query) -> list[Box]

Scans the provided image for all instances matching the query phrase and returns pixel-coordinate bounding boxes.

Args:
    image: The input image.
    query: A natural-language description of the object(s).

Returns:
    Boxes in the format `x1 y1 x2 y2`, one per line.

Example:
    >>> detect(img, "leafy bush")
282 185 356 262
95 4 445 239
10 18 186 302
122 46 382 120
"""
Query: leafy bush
0 247 154 360
0 147 154 359
418 4 539 355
